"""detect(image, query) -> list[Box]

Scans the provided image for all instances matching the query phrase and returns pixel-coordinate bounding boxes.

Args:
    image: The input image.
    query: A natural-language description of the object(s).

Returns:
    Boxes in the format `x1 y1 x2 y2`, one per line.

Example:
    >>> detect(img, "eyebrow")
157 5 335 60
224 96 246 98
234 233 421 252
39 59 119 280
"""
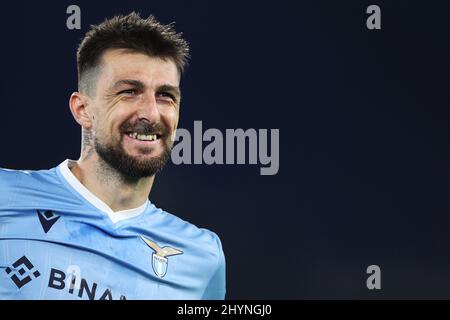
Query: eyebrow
111 79 145 91
110 79 181 98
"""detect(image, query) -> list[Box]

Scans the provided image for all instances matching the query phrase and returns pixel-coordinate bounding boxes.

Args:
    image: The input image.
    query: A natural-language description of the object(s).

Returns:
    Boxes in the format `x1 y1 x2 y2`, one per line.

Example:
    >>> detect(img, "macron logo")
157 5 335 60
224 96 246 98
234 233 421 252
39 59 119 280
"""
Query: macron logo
37 210 61 234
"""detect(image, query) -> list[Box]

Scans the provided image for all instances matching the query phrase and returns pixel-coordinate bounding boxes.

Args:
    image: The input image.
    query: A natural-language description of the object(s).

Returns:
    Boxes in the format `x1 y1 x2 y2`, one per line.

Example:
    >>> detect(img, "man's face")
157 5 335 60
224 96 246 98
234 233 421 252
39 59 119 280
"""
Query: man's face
88 49 180 178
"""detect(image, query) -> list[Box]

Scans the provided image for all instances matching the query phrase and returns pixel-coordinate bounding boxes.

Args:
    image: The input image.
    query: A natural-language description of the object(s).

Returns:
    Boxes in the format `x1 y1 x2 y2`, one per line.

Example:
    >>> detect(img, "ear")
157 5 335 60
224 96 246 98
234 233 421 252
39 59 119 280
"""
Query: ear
69 92 93 130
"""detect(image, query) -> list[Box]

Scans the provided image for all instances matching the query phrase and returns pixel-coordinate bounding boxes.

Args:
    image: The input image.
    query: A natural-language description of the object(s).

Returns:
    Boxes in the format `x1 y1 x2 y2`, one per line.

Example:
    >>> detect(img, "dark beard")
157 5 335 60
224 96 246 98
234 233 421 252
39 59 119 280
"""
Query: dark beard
95 134 172 180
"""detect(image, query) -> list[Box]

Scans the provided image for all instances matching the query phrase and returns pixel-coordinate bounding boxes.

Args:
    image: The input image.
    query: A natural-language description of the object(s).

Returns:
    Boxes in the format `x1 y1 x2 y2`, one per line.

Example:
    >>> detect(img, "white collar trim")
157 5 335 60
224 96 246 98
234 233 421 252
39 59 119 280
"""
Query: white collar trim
58 159 148 224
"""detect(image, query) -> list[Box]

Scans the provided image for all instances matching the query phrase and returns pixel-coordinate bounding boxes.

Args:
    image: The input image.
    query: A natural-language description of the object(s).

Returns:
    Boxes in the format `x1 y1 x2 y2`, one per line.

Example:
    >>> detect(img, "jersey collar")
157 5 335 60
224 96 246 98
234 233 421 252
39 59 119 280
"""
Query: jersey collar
57 159 149 224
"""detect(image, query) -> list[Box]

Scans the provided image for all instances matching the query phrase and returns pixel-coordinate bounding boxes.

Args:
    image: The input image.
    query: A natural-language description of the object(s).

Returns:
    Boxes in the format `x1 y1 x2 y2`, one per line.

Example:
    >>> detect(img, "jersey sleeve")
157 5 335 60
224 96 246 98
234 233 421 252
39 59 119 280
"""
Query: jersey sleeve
201 232 226 300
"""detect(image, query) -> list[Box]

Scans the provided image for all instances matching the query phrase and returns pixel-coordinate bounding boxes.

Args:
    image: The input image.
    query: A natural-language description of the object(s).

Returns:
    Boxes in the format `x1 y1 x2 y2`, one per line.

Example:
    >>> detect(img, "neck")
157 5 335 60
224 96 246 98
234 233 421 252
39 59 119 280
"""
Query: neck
70 154 154 212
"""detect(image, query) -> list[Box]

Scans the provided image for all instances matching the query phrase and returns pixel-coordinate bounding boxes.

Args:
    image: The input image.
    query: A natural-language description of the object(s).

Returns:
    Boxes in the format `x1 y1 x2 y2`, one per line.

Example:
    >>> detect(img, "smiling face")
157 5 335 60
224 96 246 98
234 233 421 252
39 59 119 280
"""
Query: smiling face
85 49 181 178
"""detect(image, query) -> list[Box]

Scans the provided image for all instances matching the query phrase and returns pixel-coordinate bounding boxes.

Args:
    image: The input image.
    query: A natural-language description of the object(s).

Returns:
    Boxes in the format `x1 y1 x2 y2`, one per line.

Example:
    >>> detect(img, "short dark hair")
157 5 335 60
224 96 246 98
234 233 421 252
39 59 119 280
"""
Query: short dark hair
76 12 190 96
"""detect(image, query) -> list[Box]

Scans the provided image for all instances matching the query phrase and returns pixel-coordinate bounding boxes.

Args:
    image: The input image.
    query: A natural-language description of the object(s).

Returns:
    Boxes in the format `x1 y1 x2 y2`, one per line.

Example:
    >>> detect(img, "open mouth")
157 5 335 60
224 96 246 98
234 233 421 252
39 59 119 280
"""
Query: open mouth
125 132 162 142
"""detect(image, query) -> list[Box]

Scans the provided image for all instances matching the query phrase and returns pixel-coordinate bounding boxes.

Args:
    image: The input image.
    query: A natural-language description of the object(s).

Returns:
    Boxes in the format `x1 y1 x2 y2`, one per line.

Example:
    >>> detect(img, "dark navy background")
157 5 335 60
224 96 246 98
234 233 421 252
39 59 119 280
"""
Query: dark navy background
1 0 449 298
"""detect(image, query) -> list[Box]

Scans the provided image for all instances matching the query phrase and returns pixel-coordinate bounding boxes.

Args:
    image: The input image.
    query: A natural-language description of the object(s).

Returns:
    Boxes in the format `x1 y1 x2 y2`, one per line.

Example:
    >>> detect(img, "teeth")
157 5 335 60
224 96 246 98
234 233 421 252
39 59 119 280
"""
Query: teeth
128 132 158 141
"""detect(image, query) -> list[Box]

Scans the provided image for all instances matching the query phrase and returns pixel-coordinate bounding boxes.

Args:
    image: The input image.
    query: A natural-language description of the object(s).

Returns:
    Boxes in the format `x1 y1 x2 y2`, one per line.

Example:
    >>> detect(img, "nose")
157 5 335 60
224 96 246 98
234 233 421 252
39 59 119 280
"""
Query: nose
136 91 161 123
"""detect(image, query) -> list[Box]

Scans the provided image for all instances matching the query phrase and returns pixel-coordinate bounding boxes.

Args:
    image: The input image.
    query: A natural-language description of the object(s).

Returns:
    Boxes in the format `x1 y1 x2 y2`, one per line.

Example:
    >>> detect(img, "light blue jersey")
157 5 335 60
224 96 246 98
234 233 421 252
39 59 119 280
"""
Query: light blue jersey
0 160 226 300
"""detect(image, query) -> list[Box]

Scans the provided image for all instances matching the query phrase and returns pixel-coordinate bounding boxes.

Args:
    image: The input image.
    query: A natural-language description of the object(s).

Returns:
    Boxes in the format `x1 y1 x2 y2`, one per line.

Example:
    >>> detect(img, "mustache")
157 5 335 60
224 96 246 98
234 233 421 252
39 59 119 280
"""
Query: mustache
120 121 169 137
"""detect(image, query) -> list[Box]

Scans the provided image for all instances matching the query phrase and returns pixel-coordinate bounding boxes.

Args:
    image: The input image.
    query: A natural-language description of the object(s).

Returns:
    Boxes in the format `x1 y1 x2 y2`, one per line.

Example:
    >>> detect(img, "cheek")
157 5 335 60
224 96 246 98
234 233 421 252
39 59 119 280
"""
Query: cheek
93 118 123 145
106 107 132 135
159 107 179 131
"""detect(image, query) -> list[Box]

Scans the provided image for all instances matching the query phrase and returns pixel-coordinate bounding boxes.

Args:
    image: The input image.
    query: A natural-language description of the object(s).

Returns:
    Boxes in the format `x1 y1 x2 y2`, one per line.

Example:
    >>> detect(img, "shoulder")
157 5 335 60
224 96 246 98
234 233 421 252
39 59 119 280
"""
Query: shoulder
160 208 226 281
0 165 59 187
0 166 33 191
0 166 30 180
0 165 61 205
149 204 224 256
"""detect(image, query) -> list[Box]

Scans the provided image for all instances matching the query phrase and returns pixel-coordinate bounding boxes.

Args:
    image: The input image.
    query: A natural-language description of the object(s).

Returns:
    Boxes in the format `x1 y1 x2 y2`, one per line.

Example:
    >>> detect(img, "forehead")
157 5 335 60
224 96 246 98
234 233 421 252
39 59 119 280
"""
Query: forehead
98 49 180 88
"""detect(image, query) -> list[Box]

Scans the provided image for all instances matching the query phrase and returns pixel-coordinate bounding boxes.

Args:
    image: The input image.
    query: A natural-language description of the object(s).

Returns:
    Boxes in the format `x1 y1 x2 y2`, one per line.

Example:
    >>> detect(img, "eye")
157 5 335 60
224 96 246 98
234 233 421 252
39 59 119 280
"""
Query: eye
156 92 176 102
118 89 138 96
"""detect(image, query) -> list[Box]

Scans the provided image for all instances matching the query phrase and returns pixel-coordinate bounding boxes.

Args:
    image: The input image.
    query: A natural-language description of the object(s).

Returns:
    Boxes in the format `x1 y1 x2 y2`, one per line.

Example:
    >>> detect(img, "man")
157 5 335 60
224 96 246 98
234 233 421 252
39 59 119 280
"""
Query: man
0 12 225 300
